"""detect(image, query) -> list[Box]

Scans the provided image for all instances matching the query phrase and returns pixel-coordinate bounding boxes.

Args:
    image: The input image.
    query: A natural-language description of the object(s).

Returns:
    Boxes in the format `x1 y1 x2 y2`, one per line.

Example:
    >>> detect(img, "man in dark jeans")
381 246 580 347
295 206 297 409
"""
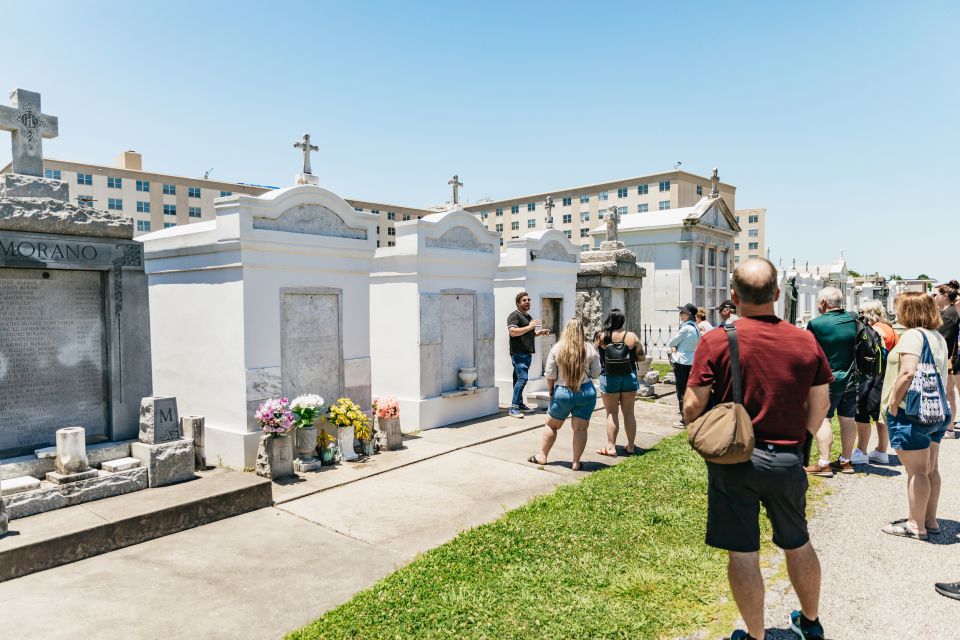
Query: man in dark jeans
507 291 549 419
684 258 832 640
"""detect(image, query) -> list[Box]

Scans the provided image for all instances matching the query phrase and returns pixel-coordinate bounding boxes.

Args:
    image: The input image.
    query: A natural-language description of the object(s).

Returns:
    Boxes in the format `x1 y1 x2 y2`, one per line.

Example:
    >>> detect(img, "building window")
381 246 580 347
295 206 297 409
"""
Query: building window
107 198 123 211
562 197 572 206
564 230 572 239
388 241 395 247
617 187 628 198
189 207 202 218
580 228 589 238
580 211 590 222
637 204 648 213
495 208 503 217
44 169 61 180
617 207 628 215
136 201 150 213
136 220 151 232
581 244 589 252
387 211 396 221
495 223 503 232
220 191 232 197
659 180 670 192
735 216 740 223
136 180 150 192
659 200 670 210
579 194 590 204
377 241 380 248
162 183 176 195
388 227 396 236
637 184 648 195
748 242 759 250
598 210 605 219
511 221 519 231
164 222 175 229
403 213 411 221
188 186 201 198
77 196 95 208
499 238 504 246
376 226 380 234
371 209 380 216
527 219 536 228
748 229 759 237
77 173 92 185
527 202 536 212
696 185 703 196
511 205 519 214
735 243 740 250
748 215 759 224
599 191 608 201
163 204 176 216
108 177 122 189
562 213 572 224
355 207 364 212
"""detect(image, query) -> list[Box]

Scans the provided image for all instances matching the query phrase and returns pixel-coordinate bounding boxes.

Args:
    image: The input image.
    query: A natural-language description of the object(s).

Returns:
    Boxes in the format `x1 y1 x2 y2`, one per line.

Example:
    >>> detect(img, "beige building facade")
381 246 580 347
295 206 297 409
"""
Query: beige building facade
733 207 766 264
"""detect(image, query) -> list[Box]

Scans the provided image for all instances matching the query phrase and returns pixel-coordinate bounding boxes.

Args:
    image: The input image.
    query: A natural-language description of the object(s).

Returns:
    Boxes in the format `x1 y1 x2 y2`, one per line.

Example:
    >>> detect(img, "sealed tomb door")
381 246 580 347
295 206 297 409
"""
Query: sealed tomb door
280 290 342 406
540 297 562 375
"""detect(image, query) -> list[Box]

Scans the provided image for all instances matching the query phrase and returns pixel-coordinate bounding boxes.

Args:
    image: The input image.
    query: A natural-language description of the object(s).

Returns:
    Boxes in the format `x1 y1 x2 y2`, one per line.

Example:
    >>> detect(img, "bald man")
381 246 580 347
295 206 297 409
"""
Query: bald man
683 258 832 640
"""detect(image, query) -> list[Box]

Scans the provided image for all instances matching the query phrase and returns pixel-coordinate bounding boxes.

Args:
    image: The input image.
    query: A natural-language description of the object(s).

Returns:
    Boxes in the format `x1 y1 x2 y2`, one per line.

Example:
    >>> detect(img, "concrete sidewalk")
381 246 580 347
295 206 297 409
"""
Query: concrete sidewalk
733 438 960 640
0 400 679 640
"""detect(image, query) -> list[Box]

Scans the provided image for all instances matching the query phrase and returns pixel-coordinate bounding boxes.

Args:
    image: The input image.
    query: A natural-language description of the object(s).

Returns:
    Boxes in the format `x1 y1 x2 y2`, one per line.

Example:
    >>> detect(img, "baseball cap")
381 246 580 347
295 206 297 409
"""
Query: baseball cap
715 299 737 312
677 303 698 317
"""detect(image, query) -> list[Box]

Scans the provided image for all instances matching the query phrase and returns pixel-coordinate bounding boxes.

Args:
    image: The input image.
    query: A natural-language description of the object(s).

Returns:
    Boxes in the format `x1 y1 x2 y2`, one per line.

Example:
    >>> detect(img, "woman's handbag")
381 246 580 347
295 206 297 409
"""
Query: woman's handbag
686 326 755 464
904 330 951 426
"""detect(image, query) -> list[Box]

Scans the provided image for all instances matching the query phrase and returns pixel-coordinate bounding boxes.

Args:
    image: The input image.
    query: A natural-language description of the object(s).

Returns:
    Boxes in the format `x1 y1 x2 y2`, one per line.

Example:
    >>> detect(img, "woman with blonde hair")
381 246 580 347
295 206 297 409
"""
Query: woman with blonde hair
881 292 949 539
695 307 713 335
528 317 600 471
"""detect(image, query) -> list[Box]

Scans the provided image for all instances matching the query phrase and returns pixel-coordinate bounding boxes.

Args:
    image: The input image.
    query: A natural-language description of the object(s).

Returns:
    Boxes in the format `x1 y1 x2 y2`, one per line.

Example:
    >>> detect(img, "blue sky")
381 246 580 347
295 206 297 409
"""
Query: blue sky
2 1 957 279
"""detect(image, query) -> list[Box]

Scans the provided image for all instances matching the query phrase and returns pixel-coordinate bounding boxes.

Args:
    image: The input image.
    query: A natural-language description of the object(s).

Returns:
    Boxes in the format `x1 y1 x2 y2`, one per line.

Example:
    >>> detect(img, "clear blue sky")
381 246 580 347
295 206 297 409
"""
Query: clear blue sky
2 1 956 279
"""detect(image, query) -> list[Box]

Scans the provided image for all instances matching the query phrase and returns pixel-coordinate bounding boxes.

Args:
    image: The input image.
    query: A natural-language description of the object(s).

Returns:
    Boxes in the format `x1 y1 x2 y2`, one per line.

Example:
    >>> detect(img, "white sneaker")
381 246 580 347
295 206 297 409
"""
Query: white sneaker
850 448 869 465
868 449 890 464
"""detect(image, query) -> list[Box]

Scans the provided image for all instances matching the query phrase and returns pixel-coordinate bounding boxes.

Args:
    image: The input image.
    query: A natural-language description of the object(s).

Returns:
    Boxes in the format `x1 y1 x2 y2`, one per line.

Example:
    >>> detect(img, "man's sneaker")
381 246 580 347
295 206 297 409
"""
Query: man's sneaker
804 462 834 477
829 458 855 474
508 408 524 419
935 582 960 600
850 448 869 465
868 449 890 464
517 403 536 414
789 610 825 640
943 430 960 440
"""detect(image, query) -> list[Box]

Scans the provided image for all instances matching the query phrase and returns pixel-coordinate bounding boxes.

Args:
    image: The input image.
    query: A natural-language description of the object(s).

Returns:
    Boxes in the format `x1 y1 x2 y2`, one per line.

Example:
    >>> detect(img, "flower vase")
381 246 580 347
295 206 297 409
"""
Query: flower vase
378 416 403 450
321 445 337 465
337 425 358 462
361 438 376 457
458 367 478 389
295 426 318 460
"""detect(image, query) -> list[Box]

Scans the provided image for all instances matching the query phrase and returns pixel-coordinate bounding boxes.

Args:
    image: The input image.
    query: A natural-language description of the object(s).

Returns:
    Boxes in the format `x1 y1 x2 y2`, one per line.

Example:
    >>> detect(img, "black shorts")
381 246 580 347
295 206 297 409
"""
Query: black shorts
827 384 857 419
706 445 809 553
856 375 883 423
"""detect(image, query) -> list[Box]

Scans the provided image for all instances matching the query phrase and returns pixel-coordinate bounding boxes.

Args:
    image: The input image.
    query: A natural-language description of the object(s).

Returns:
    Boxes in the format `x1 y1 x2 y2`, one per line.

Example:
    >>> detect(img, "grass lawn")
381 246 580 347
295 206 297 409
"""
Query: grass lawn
289 424 841 640
651 361 673 380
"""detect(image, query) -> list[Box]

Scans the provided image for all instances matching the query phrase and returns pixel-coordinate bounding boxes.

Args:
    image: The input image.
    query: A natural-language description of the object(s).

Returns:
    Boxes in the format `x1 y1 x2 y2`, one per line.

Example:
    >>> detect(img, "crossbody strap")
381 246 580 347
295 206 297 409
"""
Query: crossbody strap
725 325 743 405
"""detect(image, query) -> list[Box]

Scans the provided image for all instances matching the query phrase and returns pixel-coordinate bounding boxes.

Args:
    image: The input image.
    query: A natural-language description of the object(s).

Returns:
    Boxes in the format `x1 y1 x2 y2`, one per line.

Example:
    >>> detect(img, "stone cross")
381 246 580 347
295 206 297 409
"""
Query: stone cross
544 195 555 228
448 174 463 205
606 205 620 243
710 167 720 198
0 89 58 177
293 133 318 175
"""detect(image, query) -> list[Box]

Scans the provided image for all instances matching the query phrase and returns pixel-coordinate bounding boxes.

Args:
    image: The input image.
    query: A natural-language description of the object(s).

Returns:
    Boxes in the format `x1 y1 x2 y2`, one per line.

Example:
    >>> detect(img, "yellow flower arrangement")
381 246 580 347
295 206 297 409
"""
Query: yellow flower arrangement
325 397 372 440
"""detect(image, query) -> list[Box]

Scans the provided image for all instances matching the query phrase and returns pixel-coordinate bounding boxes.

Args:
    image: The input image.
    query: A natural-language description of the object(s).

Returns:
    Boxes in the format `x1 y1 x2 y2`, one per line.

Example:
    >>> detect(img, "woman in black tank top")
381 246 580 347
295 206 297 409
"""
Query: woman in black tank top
595 309 644 457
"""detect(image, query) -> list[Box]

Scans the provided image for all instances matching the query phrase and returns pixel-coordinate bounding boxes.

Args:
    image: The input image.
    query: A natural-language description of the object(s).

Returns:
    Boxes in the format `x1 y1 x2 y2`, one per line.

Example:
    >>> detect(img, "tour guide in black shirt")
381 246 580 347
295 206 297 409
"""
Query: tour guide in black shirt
507 291 549 418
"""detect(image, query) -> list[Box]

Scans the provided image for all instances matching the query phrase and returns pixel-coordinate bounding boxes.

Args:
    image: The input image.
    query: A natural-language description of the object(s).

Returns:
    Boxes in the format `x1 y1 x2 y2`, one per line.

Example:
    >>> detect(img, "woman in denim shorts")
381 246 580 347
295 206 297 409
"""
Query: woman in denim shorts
880 292 950 540
594 309 643 457
528 317 600 471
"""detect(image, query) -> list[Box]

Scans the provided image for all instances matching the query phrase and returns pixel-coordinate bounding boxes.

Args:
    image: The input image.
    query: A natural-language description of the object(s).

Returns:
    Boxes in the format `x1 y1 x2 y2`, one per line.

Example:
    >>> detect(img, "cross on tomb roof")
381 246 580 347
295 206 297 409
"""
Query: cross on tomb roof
544 195 555 228
448 174 463 205
293 133 319 176
0 89 58 177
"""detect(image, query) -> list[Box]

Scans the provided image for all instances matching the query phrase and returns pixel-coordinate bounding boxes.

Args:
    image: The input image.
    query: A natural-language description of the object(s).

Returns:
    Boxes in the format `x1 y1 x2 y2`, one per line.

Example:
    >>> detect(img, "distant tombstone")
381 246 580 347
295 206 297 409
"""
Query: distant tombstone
139 396 181 444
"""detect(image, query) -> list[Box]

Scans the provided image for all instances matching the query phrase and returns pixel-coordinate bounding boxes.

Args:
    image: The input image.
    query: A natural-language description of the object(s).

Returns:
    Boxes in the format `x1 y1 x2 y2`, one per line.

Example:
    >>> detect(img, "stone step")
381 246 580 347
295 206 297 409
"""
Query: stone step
0 467 272 583
0 476 41 495
100 457 141 473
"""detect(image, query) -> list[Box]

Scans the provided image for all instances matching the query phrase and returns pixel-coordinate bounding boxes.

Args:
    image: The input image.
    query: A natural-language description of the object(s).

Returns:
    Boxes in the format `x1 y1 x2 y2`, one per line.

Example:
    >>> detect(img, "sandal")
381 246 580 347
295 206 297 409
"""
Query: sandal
527 454 546 465
882 521 928 540
891 518 941 535
596 447 618 457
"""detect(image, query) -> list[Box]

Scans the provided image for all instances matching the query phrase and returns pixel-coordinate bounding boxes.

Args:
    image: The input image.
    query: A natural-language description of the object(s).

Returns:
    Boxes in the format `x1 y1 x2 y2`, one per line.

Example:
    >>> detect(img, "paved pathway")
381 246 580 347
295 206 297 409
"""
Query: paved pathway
0 400 679 640
735 438 960 639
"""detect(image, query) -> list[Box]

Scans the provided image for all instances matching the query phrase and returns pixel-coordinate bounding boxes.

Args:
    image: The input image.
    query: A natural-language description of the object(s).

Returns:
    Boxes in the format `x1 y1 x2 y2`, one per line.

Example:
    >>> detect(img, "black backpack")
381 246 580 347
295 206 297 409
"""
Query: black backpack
603 339 633 375
852 313 883 377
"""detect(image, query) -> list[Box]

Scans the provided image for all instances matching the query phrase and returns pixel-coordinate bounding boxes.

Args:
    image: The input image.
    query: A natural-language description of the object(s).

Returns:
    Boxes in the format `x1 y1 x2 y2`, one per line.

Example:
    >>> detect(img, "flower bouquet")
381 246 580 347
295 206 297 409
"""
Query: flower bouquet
326 397 370 461
290 394 324 429
373 396 402 451
255 397 294 436
317 429 338 464
373 396 399 420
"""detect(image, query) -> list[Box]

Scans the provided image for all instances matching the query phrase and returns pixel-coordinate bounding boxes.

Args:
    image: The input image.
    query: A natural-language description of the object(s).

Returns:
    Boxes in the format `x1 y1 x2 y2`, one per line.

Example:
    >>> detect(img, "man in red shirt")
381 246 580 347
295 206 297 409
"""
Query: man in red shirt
684 258 832 640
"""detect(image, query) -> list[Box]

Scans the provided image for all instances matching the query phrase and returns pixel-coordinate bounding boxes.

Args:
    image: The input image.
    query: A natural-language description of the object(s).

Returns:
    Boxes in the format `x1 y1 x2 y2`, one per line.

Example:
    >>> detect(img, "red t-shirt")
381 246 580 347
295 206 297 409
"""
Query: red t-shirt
688 315 834 445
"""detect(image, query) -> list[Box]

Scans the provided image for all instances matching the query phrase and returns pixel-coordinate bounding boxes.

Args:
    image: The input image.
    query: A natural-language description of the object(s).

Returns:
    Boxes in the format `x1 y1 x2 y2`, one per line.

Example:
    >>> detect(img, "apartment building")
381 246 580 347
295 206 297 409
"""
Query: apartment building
733 207 766 264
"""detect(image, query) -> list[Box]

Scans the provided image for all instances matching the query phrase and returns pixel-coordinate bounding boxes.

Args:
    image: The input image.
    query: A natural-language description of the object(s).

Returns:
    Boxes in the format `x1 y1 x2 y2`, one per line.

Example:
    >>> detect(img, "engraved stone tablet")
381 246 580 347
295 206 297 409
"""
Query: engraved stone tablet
138 396 181 444
280 291 342 404
0 268 107 457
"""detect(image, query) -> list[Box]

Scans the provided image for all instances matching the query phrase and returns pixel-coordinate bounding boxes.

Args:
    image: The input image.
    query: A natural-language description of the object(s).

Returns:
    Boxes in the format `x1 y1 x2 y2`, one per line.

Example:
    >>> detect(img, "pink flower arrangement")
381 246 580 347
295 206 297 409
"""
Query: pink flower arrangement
373 396 399 420
255 397 294 435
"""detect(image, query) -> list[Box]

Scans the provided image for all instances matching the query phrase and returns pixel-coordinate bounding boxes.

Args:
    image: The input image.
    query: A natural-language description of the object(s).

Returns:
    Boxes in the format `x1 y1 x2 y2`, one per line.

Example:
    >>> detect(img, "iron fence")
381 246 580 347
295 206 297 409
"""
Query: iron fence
642 324 676 361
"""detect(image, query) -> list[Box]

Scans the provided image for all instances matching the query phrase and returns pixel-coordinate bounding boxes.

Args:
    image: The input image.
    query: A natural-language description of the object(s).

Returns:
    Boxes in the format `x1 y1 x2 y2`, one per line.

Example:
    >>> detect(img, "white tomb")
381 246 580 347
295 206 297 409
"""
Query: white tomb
493 229 580 407
370 206 500 430
139 185 378 468
596 191 739 353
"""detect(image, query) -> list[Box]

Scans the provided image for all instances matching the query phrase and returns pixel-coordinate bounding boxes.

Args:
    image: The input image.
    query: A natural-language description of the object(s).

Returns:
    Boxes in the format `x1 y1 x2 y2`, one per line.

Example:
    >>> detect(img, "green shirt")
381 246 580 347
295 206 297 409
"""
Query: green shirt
807 309 858 392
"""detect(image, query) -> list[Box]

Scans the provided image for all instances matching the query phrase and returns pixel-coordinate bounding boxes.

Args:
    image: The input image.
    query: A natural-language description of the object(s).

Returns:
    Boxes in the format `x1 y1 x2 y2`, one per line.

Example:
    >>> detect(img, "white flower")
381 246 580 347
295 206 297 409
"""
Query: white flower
290 394 324 411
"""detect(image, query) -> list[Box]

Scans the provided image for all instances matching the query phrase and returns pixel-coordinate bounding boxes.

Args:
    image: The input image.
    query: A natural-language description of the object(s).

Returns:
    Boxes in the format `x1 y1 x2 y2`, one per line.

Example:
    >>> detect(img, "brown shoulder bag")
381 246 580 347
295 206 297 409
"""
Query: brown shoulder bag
686 325 755 464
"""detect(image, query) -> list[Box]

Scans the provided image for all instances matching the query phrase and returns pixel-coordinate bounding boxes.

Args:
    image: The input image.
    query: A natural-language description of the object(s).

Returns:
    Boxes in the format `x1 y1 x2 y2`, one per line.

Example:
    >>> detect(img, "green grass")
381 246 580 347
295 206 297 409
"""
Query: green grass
651 361 673 380
289 436 731 640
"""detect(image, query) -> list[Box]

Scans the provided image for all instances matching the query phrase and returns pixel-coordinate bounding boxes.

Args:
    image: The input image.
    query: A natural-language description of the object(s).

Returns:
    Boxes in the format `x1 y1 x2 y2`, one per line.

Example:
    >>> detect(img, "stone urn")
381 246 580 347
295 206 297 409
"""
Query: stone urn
295 426 318 462
458 367 478 389
255 433 295 480
378 416 402 450
635 356 653 378
360 439 376 457
55 426 90 475
320 444 337 465
337 425 358 462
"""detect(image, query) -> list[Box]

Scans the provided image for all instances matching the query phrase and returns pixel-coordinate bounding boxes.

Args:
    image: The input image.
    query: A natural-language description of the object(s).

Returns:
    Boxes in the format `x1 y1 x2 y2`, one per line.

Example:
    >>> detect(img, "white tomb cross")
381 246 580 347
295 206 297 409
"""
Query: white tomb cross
293 133 319 175
448 174 463 205
0 89 58 177
606 205 620 243
544 195 555 229
710 167 720 198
